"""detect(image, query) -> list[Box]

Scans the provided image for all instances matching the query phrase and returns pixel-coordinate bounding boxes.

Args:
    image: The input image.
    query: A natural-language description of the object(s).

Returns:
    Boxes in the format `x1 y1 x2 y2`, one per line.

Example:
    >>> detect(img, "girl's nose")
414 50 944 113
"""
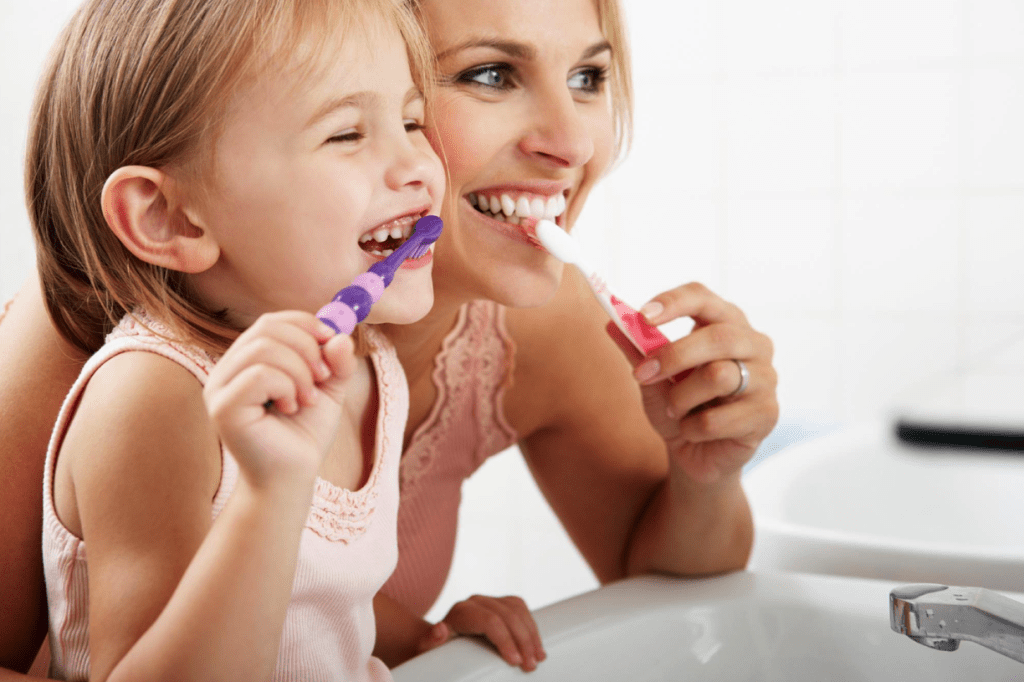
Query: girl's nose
518 89 596 169
385 133 439 191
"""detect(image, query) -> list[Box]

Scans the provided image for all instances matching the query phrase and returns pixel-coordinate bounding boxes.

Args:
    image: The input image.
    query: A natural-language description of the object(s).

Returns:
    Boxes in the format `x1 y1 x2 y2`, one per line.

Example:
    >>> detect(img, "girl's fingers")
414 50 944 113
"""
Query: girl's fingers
444 596 545 671
218 312 334 385
206 364 299 427
211 336 321 407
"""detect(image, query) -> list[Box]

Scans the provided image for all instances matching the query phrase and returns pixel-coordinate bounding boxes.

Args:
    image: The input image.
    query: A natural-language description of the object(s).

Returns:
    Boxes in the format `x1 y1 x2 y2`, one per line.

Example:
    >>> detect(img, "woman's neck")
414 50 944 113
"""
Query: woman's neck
378 278 474 387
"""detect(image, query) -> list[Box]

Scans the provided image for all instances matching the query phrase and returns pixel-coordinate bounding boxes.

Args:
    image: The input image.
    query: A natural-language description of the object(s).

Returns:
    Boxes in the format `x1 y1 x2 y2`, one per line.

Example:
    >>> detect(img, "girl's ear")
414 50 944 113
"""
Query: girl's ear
101 166 219 274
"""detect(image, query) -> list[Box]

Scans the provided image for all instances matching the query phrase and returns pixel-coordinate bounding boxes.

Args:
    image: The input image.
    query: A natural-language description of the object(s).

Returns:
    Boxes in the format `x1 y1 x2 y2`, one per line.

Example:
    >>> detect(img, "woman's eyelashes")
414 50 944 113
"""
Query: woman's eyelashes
568 66 608 95
456 63 515 90
450 63 609 96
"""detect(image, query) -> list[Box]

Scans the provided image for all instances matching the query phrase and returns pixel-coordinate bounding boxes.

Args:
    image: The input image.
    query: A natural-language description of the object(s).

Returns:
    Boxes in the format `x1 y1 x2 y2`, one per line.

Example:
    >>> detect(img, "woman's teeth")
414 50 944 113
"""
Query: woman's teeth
359 218 415 256
468 192 566 223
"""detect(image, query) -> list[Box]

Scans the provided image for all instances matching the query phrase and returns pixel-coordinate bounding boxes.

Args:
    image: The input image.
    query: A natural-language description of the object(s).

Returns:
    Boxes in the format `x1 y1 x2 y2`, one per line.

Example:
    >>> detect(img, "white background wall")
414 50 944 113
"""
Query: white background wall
3 1 1024 622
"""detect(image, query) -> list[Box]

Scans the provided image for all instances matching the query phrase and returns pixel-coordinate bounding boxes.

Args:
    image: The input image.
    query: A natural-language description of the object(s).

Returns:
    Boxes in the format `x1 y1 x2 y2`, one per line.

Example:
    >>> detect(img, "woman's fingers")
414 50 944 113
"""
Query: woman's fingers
642 282 748 328
443 595 546 671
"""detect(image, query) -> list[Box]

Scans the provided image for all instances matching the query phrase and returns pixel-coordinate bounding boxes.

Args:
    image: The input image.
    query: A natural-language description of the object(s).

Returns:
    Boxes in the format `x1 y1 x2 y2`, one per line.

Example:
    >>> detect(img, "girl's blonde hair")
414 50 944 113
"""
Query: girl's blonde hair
27 0 435 356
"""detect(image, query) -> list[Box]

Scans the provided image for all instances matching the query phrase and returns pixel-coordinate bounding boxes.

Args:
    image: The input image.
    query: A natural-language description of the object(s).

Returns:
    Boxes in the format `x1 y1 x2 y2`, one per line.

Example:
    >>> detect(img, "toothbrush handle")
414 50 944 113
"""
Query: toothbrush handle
609 296 691 385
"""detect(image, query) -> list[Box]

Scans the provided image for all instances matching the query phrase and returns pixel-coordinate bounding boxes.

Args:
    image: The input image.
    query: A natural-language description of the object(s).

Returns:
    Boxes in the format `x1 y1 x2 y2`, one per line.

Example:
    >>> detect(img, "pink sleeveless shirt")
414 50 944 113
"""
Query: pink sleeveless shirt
42 311 405 682
382 300 519 617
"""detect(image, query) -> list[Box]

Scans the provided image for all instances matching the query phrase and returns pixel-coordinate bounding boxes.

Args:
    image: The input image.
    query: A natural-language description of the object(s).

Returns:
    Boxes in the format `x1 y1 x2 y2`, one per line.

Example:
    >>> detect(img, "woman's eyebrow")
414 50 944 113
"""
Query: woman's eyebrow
435 38 612 62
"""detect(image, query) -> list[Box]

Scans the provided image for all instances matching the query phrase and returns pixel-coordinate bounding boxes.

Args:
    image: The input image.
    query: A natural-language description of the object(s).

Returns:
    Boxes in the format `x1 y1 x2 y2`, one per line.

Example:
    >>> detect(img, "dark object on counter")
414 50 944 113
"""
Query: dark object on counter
895 419 1024 452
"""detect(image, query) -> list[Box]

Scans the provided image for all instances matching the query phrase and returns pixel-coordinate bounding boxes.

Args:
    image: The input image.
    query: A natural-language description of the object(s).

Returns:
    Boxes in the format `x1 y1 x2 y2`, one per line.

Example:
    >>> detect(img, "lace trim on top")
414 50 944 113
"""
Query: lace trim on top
110 310 400 544
400 300 517 492
307 325 402 543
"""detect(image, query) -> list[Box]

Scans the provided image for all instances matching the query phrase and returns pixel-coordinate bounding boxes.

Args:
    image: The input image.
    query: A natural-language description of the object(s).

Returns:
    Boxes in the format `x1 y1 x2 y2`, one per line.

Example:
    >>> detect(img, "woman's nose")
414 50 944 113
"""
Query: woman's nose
518 88 595 169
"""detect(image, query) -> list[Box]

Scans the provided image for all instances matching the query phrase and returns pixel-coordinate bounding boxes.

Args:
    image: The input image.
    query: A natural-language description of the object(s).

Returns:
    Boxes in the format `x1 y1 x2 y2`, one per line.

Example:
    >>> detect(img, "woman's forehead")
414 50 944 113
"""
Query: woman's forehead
420 0 604 49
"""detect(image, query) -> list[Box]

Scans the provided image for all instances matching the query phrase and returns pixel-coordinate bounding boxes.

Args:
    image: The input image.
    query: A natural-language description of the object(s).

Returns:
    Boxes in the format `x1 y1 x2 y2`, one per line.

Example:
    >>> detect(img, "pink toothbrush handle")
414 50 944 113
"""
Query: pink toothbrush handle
610 295 670 354
610 296 689 384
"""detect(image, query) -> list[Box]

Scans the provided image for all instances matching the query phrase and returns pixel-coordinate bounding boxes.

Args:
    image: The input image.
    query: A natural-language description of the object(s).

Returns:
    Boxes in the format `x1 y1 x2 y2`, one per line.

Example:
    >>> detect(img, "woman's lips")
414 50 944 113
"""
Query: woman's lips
465 197 548 251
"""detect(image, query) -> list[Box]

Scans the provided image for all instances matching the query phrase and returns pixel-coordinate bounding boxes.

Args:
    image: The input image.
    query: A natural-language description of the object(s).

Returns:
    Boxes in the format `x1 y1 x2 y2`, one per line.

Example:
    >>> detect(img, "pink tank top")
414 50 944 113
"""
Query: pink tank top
382 300 519 617
42 311 405 681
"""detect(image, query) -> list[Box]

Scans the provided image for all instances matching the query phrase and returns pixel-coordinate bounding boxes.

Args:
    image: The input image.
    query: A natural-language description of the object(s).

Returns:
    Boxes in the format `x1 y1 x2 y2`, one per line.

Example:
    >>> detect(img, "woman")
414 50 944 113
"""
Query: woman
0 0 777 678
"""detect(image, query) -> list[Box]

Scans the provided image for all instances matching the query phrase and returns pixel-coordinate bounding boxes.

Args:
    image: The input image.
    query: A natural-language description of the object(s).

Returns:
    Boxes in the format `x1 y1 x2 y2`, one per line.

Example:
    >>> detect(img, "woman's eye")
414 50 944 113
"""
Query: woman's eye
568 66 608 94
457 64 514 90
405 120 426 133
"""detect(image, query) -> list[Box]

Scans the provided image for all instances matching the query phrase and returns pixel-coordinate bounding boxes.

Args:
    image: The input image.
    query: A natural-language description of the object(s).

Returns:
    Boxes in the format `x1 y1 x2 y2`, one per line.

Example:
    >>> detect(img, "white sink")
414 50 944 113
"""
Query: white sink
745 422 1024 591
392 572 1023 681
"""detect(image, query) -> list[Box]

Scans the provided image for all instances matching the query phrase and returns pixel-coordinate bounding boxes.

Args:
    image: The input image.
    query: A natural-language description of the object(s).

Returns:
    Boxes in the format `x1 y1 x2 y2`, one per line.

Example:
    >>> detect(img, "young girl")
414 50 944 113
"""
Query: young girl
30 0 443 680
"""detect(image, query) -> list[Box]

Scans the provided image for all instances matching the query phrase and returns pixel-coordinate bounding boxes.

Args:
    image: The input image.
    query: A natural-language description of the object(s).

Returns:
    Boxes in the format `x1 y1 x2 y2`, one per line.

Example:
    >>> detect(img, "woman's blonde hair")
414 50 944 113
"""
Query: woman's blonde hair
27 0 435 355
594 0 634 164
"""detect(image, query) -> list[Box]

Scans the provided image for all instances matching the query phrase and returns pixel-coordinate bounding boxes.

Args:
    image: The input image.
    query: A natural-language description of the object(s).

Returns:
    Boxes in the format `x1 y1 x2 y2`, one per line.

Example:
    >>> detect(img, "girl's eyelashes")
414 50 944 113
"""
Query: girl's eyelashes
327 129 364 144
325 120 423 145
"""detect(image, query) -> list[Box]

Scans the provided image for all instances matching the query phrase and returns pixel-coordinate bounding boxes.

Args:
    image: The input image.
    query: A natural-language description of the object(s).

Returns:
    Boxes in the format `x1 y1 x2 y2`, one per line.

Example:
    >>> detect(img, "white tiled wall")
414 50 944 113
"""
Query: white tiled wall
3 0 1024 622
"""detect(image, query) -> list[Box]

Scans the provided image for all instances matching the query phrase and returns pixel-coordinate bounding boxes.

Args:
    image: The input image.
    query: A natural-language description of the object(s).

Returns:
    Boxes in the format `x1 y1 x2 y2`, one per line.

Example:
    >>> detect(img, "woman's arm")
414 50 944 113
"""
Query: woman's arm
0 272 87 676
506 268 777 582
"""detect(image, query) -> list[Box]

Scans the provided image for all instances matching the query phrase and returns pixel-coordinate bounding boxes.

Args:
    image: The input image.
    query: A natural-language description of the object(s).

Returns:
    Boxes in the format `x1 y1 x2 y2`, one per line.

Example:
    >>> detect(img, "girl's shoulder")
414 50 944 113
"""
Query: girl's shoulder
55 347 222 537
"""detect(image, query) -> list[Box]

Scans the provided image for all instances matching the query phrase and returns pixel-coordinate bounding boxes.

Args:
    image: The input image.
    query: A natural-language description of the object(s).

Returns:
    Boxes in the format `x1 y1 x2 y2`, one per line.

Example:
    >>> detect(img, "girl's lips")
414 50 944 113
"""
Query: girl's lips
399 247 433 269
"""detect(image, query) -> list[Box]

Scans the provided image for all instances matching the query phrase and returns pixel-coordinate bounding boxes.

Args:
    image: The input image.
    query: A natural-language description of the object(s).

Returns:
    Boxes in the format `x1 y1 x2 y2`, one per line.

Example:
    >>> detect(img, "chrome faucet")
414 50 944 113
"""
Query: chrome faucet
890 584 1024 664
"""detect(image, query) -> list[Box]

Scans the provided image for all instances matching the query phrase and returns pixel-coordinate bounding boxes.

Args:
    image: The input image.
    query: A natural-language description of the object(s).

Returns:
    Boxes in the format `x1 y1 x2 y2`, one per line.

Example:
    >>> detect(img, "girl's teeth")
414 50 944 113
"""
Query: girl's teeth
389 225 404 239
359 233 373 243
373 227 390 242
402 223 413 238
382 248 394 256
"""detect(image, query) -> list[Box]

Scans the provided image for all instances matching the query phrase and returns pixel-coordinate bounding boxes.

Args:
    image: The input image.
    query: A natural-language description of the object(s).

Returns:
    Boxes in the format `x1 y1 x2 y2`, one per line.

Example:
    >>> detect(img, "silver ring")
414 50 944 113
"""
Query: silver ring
729 359 749 397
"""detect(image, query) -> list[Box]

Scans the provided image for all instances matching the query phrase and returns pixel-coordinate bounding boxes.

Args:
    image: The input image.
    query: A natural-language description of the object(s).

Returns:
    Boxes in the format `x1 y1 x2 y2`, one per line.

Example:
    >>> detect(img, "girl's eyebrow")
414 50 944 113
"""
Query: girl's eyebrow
435 38 612 62
307 86 423 129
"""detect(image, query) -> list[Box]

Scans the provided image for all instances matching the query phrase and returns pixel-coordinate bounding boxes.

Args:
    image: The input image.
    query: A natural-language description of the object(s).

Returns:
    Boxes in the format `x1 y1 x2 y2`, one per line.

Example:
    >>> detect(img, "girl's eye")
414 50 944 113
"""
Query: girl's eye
405 120 426 133
456 64 515 90
568 66 609 94
327 130 364 144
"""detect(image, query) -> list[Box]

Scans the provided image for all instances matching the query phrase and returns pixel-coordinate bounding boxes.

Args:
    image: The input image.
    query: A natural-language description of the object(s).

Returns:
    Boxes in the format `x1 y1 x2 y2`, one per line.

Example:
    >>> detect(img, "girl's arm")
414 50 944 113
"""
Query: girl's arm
373 591 544 672
0 272 86 677
60 313 354 682
506 267 777 583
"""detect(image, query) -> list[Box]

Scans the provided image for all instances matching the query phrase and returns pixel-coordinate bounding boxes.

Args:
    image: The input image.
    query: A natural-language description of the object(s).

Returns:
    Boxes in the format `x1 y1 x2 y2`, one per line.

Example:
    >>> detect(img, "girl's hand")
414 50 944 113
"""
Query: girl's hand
417 595 546 672
610 283 779 484
203 311 358 489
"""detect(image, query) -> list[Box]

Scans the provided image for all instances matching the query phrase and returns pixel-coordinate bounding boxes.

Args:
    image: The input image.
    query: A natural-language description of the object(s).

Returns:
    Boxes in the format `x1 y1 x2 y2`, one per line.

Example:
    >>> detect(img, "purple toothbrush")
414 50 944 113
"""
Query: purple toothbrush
316 215 443 334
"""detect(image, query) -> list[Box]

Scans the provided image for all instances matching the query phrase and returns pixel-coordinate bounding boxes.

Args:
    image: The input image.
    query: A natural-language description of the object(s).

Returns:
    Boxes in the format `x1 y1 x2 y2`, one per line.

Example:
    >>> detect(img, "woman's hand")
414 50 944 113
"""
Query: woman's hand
203 311 357 489
612 282 778 484
417 595 546 672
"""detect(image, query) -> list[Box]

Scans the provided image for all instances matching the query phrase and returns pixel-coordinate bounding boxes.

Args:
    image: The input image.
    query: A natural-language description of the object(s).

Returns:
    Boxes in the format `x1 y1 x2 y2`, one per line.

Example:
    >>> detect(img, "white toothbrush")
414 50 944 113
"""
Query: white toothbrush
534 219 670 357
